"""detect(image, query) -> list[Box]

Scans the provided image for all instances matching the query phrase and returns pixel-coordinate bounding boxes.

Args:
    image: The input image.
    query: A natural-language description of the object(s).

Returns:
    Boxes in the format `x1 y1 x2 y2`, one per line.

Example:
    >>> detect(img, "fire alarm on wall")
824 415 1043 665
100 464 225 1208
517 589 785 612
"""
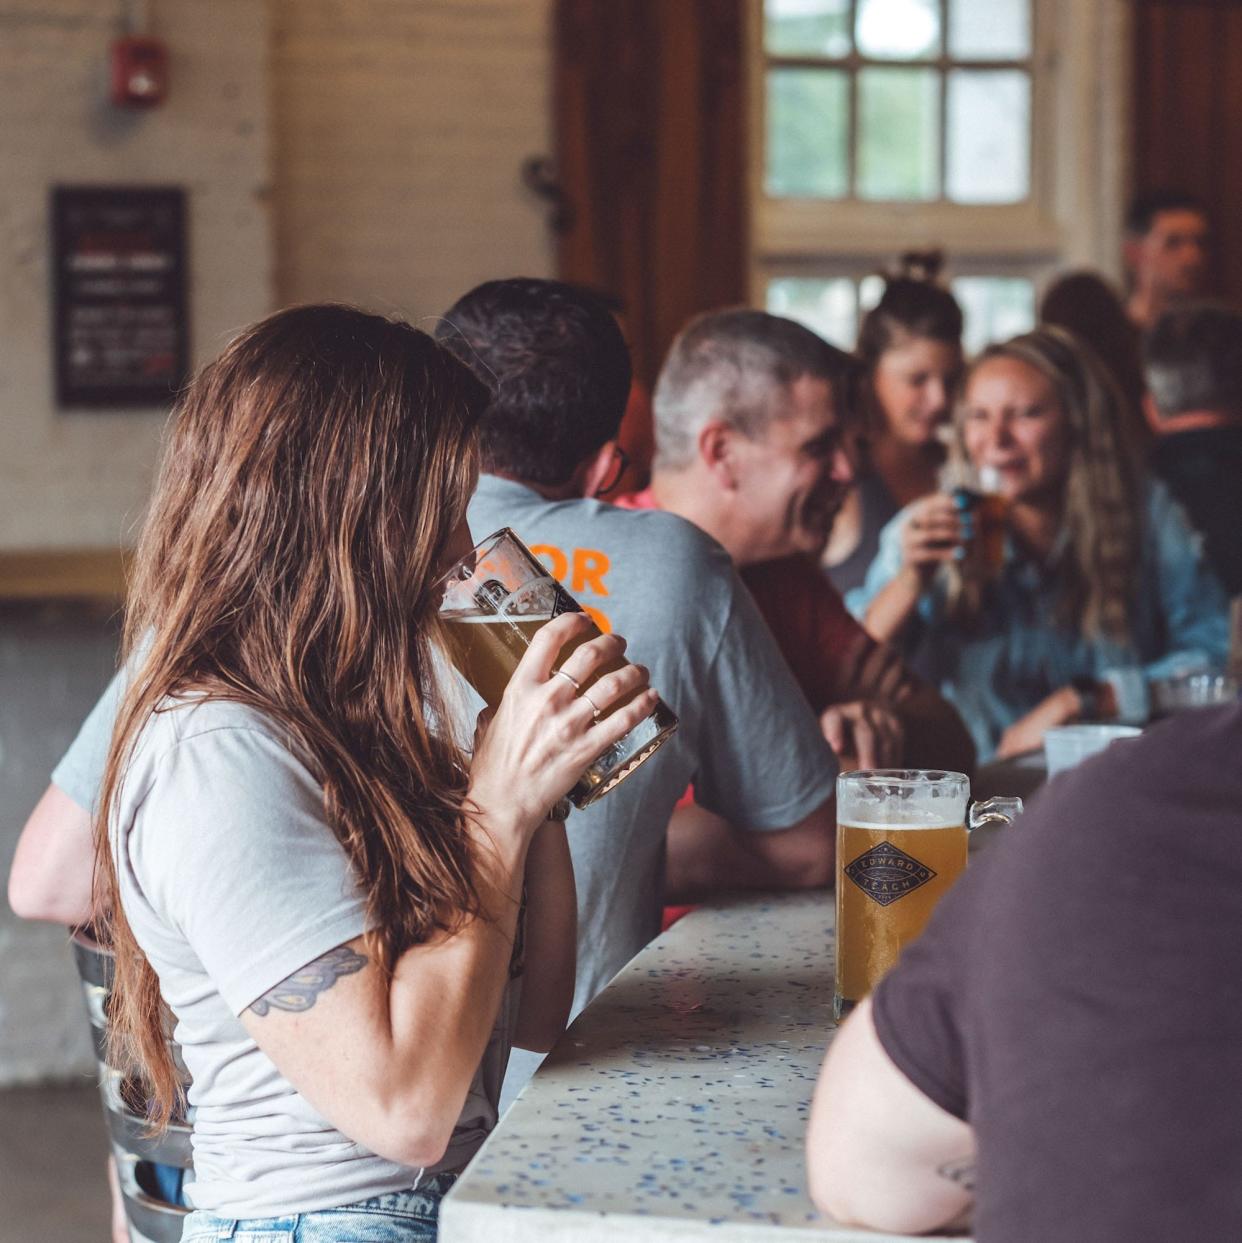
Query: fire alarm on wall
111 36 168 107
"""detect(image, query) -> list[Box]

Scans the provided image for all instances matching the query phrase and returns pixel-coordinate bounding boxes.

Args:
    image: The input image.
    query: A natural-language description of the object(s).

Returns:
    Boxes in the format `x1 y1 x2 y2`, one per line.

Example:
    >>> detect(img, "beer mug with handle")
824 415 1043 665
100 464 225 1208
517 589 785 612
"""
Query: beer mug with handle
438 528 678 809
834 770 970 1020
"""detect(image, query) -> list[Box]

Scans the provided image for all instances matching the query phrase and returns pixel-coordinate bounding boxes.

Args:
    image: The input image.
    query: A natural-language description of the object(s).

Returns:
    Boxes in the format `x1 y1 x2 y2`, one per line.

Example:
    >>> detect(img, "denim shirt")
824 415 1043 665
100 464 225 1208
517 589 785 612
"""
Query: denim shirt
847 480 1231 760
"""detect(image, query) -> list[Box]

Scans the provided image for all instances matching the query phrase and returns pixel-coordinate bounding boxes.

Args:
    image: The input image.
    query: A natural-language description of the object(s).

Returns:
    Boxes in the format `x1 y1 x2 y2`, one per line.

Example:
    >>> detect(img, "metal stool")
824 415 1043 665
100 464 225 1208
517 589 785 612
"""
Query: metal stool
71 927 193 1243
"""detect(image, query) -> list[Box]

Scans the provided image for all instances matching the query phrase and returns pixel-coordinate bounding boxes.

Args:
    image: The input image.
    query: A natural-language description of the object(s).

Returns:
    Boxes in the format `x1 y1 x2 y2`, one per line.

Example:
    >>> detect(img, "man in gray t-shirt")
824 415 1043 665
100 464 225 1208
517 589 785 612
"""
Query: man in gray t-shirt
438 279 837 1100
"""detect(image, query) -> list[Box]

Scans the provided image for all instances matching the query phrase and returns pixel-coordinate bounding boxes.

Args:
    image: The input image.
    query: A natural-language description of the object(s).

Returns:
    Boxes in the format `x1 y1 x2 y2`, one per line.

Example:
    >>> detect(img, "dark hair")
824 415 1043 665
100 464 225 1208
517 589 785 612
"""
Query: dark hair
652 307 861 470
1145 302 1242 418
96 304 489 1127
436 278 633 486
1040 269 1147 445
1125 189 1208 237
856 251 964 368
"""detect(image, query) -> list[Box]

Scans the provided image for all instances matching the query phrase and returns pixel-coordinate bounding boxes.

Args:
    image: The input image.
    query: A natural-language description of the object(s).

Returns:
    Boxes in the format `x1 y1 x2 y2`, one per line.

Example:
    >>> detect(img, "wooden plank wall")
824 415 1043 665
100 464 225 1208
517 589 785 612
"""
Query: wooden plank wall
1133 0 1242 303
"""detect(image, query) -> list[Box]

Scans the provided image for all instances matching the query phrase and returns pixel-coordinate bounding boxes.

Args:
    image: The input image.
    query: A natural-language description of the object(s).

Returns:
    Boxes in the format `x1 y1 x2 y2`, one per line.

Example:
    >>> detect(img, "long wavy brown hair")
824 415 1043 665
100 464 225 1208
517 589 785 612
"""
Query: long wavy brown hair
93 304 489 1127
946 326 1143 643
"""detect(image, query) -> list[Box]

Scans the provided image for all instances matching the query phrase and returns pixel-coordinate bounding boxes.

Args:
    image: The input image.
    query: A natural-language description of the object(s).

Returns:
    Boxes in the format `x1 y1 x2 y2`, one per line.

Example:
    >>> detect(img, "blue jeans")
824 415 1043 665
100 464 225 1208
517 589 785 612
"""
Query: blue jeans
179 1175 458 1242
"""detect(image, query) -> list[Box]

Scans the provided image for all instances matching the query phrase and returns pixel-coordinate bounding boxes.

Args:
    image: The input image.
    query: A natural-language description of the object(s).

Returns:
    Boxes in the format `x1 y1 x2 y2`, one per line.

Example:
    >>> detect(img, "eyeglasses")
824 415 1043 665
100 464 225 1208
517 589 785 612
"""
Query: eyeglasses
593 443 630 498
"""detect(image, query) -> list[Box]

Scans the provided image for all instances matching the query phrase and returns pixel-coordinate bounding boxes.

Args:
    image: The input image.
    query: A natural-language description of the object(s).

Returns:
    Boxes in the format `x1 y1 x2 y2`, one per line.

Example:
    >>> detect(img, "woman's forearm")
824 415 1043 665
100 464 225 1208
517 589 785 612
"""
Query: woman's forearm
863 567 925 645
512 819 577 1052
241 811 533 1170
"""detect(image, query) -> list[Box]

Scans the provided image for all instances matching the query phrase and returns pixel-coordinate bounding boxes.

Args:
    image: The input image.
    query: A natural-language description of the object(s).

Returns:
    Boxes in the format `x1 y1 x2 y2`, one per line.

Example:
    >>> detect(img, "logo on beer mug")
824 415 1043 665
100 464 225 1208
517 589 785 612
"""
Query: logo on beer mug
844 841 937 907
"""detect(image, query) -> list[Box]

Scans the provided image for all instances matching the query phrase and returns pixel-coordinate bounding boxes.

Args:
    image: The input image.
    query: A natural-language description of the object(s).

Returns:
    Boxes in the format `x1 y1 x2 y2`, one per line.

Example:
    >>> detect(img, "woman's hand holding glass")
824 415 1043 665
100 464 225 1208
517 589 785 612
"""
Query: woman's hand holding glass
899 494 968 583
466 612 657 843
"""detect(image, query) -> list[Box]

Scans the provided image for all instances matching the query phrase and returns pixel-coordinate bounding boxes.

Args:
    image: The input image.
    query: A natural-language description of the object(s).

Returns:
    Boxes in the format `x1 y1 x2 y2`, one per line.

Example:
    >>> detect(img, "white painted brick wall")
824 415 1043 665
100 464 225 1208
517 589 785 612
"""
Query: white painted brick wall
272 0 554 319
0 0 272 1084
0 0 273 552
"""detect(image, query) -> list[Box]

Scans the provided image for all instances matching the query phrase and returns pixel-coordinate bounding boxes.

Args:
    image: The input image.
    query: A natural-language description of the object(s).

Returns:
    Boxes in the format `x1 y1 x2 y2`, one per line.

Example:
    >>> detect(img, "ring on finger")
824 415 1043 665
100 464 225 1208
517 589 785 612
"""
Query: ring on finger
552 668 581 692
581 690 602 720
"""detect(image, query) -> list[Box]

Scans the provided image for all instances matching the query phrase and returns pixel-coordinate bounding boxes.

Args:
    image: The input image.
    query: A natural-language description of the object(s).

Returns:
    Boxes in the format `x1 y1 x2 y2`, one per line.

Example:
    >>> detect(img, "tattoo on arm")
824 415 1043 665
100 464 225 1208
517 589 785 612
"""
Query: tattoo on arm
249 945 367 1017
937 1156 977 1194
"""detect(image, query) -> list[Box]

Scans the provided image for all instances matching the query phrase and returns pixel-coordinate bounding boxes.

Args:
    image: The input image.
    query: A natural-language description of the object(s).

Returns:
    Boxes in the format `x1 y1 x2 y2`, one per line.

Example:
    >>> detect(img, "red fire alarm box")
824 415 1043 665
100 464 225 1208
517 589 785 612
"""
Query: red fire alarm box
111 37 168 107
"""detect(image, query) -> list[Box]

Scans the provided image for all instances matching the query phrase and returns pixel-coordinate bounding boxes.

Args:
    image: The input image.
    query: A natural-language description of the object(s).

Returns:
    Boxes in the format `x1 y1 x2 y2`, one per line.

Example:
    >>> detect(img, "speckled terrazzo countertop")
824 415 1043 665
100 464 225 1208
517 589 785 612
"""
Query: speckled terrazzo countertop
440 891 968 1242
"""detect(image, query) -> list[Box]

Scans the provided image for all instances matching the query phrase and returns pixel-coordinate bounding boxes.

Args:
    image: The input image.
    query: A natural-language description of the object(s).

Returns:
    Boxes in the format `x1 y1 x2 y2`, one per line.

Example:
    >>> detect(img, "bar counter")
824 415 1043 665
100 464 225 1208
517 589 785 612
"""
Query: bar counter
440 892 966 1242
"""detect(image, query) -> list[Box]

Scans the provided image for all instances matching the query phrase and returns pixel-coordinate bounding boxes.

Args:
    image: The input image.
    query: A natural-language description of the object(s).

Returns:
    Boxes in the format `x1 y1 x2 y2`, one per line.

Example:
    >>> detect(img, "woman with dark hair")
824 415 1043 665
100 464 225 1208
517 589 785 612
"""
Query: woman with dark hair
851 326 1228 760
825 252 964 594
1039 268 1151 454
93 305 656 1239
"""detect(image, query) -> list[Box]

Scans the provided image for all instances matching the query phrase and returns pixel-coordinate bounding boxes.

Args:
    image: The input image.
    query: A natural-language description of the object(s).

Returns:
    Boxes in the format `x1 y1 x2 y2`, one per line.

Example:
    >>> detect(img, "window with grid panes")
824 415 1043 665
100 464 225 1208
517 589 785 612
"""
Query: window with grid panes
756 0 1043 351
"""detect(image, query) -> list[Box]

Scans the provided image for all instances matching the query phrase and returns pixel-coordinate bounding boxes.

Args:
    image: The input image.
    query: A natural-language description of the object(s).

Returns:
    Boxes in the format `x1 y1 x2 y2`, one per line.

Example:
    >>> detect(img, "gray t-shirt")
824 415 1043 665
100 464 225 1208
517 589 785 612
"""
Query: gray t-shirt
53 657 128 812
467 475 838 1096
111 696 516 1216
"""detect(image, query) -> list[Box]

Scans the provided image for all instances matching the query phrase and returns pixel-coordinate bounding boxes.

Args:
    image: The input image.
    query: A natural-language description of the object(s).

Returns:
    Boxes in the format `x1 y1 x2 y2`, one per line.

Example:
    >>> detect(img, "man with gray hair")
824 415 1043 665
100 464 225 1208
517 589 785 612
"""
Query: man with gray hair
1144 302 1242 595
617 308 974 777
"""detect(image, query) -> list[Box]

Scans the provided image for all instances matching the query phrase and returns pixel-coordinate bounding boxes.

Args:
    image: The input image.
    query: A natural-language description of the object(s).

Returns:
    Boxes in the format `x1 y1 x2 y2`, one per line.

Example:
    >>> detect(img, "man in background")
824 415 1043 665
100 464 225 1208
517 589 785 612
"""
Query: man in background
620 307 975 777
1144 302 1242 596
1123 189 1211 330
436 279 841 1098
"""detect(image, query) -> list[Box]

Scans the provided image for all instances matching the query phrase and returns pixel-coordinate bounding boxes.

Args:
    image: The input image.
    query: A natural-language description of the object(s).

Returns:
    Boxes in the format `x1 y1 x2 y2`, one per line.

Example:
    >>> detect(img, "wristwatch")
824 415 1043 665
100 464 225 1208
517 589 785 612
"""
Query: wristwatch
546 797 573 822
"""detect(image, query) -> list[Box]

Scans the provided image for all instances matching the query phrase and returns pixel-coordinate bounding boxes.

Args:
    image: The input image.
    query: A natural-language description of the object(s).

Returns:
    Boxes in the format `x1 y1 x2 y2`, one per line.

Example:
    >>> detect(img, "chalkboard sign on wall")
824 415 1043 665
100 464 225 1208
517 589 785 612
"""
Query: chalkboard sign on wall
52 186 189 408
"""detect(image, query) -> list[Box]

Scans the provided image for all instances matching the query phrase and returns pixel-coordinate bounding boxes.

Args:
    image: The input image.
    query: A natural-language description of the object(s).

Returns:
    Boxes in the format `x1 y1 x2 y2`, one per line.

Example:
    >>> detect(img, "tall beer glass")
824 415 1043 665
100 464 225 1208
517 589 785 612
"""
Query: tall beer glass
438 528 678 809
834 769 970 1019
946 463 1008 579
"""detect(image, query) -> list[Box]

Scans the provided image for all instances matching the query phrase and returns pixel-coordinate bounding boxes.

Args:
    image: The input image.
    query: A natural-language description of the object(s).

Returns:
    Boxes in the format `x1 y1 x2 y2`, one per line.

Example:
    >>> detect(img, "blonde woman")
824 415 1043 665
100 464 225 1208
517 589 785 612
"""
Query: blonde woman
94 305 656 1240
850 326 1229 761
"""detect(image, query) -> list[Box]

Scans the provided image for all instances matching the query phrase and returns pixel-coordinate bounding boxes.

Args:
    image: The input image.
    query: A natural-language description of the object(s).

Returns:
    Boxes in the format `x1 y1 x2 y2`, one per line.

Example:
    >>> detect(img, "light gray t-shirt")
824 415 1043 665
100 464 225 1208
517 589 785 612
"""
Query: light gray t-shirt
53 657 128 812
467 475 838 1097
111 696 517 1216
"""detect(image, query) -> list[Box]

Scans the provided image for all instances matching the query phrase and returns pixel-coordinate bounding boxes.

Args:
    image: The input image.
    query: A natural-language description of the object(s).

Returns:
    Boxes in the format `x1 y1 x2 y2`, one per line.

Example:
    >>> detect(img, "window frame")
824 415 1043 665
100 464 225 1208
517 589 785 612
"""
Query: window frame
747 0 1133 308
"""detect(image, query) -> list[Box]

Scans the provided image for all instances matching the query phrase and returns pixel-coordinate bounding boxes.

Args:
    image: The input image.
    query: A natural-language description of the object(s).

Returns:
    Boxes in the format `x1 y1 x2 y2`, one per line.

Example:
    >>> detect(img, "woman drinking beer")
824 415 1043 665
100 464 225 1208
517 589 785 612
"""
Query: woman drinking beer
851 326 1229 760
93 305 656 1239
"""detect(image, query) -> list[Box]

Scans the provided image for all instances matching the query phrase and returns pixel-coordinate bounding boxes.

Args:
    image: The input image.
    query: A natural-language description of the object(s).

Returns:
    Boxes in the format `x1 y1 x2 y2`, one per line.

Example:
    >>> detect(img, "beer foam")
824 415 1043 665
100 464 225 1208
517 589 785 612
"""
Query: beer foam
441 611 554 623
840 819 962 831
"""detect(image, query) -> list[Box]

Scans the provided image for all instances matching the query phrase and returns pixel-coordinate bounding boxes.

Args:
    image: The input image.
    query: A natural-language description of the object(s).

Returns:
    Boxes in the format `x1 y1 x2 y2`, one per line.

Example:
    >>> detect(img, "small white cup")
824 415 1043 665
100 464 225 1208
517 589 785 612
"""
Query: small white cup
1043 724 1142 777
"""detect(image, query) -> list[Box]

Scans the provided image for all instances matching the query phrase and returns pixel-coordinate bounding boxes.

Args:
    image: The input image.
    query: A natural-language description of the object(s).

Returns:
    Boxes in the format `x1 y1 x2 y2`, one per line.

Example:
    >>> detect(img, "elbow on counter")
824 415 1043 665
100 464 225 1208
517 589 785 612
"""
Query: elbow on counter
768 822 834 890
808 1169 962 1237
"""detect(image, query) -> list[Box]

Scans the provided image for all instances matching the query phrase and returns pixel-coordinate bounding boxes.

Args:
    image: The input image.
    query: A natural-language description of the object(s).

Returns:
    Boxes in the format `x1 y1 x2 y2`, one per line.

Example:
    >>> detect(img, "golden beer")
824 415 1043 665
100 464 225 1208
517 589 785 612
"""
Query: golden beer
437 528 678 809
441 612 551 710
973 491 1009 577
440 610 641 720
834 822 966 1010
833 770 970 1018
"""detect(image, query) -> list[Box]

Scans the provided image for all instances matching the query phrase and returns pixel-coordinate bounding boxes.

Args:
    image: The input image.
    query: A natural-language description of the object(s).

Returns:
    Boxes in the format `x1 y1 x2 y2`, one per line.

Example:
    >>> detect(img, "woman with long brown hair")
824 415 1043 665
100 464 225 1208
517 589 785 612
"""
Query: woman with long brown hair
94 304 656 1239
850 326 1229 761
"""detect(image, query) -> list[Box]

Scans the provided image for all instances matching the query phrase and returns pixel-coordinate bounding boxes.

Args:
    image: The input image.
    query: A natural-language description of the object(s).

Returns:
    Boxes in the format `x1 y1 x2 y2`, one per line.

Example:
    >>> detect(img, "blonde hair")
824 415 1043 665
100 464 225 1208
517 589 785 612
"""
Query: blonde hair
947 326 1142 643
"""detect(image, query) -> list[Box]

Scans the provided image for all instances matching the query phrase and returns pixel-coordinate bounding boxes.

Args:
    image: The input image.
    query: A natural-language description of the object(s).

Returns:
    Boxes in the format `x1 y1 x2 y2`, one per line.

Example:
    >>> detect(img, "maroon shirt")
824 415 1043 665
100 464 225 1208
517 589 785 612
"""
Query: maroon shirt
873 703 1242 1242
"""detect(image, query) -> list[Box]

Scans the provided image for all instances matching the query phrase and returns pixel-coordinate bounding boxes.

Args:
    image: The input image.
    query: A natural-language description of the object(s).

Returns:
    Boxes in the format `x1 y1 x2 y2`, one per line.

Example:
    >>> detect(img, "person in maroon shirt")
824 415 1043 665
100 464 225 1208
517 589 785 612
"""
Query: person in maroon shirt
808 702 1242 1241
619 307 974 777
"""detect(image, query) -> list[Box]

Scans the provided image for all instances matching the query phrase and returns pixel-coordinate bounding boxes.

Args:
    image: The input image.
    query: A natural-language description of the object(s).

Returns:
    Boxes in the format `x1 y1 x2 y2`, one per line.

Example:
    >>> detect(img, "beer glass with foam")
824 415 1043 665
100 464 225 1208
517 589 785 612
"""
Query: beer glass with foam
438 528 678 809
834 769 970 1019
944 462 1008 577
